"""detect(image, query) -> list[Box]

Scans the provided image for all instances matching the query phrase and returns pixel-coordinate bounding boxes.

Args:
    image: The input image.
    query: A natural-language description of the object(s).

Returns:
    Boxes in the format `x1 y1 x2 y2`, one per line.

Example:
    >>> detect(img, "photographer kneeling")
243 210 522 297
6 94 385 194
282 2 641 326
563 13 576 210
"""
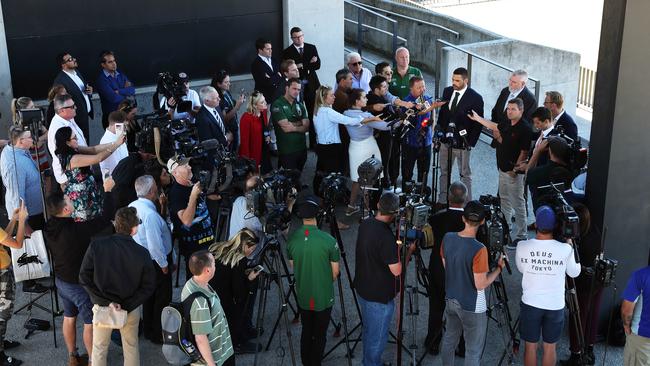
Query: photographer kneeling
516 206 581 366
208 229 262 354
287 194 340 365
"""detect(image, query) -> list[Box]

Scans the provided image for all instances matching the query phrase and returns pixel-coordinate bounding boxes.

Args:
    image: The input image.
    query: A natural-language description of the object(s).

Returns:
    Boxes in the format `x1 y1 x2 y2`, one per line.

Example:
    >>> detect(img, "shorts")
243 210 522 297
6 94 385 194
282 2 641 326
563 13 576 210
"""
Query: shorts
55 277 94 324
519 301 564 343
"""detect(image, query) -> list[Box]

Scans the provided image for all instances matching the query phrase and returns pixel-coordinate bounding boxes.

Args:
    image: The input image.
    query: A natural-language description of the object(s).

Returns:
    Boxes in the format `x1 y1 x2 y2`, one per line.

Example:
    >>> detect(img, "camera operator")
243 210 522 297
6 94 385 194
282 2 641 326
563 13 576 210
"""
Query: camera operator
353 192 415 366
167 156 216 277
440 200 504 366
436 67 484 207
525 136 573 210
228 174 263 240
159 72 201 120
560 203 604 365
287 194 341 365
468 99 533 246
621 263 650 364
425 181 468 355
515 206 580 366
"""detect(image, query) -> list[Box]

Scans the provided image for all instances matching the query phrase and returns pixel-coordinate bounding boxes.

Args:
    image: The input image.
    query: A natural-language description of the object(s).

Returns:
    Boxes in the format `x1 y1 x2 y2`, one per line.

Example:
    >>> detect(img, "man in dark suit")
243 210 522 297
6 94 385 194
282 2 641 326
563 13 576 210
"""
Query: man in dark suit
491 69 537 124
425 181 467 355
196 86 229 147
53 52 94 141
251 38 281 106
544 91 579 140
436 67 484 206
282 27 321 148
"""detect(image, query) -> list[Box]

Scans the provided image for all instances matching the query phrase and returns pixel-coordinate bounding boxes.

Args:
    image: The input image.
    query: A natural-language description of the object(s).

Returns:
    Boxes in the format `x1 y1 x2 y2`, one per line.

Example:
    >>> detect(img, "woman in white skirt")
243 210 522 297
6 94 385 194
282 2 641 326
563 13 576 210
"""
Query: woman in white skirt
343 88 390 216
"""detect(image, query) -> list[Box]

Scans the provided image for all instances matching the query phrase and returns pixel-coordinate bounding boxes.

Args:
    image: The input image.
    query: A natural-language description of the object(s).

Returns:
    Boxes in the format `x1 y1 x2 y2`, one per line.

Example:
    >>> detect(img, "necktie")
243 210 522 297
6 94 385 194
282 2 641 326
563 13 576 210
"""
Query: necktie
299 47 304 57
213 109 225 135
450 91 459 113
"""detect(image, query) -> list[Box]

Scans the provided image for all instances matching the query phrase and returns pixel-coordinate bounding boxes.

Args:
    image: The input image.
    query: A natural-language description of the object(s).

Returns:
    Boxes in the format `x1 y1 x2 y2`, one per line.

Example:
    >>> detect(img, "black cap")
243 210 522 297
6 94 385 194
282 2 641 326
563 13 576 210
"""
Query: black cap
463 200 486 223
295 194 321 219
378 192 400 215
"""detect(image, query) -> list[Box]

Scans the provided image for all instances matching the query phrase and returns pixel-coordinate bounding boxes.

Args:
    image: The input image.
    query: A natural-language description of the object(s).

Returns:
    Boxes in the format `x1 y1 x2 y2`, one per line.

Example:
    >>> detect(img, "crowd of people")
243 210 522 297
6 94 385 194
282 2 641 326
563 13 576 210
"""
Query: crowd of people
0 22 641 366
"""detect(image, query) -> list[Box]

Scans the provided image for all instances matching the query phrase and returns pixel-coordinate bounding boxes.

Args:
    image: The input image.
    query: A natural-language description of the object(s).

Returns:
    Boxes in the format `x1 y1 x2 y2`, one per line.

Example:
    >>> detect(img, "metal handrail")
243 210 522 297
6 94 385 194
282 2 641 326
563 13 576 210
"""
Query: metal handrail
344 0 400 59
344 18 408 45
344 47 380 67
350 0 460 38
434 39 541 102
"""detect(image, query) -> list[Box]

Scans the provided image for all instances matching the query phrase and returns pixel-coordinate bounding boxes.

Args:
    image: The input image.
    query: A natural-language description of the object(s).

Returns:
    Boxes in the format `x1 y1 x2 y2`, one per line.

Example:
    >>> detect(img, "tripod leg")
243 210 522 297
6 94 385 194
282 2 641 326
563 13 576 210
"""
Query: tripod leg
253 273 269 366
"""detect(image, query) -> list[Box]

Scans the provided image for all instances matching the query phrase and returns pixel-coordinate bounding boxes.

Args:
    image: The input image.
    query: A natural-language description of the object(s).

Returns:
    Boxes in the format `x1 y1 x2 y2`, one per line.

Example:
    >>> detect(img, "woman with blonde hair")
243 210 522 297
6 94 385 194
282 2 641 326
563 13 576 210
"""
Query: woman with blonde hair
239 91 273 174
46 84 67 125
208 229 262 354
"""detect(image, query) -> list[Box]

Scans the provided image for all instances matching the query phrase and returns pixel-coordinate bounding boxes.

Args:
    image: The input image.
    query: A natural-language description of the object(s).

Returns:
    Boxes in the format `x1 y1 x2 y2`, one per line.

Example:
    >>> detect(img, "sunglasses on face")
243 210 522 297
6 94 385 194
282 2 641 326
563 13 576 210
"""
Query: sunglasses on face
64 57 76 63
349 61 362 66
60 104 77 110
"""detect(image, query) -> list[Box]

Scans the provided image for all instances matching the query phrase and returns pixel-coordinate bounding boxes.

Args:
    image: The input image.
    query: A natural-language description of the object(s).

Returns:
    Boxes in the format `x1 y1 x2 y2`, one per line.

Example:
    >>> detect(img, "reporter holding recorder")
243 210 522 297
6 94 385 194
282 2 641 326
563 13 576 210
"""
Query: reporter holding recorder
516 206 580 366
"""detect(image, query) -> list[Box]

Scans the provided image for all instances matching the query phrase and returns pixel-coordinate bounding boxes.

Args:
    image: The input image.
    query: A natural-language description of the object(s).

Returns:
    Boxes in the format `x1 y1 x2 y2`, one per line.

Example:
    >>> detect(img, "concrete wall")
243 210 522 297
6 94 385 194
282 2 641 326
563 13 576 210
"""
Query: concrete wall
0 3 13 135
441 39 581 117
284 0 344 87
344 0 500 72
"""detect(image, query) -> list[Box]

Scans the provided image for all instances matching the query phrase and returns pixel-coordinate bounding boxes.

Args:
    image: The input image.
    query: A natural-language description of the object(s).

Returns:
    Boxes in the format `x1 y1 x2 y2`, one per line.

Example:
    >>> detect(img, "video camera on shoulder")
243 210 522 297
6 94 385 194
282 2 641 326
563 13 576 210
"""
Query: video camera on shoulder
245 169 298 232
477 194 510 265
156 71 193 113
536 183 580 240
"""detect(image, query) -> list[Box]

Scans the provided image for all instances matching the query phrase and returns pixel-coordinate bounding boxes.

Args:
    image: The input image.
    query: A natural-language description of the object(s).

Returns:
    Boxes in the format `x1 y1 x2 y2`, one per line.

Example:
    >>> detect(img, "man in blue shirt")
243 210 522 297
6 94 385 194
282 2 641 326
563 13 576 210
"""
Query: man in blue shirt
622 265 650 363
401 76 444 187
129 175 172 344
96 50 135 128
0 126 44 233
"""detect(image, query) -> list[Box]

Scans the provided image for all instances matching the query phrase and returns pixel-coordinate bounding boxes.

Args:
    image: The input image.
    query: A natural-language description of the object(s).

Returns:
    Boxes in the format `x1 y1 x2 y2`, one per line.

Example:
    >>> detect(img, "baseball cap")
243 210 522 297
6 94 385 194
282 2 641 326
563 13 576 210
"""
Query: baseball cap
295 194 322 219
178 72 189 81
535 206 556 231
463 200 486 223
378 192 400 215
166 155 190 174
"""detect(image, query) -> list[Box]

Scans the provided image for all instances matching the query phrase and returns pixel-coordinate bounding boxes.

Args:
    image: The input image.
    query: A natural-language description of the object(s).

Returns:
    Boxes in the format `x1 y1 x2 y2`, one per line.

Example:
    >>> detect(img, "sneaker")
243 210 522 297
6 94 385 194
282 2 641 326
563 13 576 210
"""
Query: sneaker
67 354 88 366
0 354 22 366
345 205 360 216
235 340 262 354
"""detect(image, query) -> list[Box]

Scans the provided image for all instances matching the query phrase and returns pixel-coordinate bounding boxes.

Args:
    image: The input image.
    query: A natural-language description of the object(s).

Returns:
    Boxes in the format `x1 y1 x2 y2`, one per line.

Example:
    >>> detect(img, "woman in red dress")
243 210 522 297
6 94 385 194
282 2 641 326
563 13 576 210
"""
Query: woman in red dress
239 91 273 174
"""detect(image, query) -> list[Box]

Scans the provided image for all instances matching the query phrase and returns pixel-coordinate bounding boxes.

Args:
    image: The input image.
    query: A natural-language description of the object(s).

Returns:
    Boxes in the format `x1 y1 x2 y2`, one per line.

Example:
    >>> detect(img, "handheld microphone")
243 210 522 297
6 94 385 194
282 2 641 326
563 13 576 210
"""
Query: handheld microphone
446 122 456 139
459 129 471 151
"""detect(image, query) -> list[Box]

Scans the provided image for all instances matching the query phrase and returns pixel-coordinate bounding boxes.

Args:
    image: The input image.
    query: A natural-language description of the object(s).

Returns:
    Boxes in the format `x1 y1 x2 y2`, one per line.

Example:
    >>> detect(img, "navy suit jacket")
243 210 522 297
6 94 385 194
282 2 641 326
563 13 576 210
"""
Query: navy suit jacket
555 111 579 141
53 70 94 139
491 86 537 124
437 86 484 147
281 43 321 91
195 106 228 147
251 56 281 105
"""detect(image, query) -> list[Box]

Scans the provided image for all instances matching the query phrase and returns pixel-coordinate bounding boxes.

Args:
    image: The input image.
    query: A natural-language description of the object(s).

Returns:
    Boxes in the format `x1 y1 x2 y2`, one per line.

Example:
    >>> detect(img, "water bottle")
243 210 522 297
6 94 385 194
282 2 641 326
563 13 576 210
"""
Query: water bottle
181 338 202 362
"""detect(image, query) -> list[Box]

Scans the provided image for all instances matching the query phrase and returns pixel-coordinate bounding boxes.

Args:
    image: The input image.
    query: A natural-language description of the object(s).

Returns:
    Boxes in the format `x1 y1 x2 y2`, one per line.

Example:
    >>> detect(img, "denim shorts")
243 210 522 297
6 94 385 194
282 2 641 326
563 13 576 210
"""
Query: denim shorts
55 278 93 324
519 301 564 343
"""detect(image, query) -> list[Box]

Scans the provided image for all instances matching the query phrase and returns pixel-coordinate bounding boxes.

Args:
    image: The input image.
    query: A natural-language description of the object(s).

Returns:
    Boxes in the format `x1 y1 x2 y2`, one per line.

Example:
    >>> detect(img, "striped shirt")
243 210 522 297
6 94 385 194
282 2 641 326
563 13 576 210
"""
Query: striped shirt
181 278 234 365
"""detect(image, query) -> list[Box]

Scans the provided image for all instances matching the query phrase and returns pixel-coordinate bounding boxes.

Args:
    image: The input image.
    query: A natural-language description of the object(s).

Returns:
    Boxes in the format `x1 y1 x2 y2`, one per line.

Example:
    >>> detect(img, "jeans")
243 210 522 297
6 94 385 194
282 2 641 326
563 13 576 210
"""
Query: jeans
437 144 472 203
359 296 395 366
497 170 527 240
441 298 486 366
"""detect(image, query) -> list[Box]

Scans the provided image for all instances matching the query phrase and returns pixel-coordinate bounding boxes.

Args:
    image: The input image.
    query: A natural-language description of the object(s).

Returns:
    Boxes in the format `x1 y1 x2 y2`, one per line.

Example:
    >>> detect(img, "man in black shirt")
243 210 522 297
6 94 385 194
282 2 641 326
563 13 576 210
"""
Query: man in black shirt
45 193 112 366
425 181 467 354
468 98 533 246
526 136 572 210
354 192 415 365
367 75 399 188
110 151 154 210
166 156 215 278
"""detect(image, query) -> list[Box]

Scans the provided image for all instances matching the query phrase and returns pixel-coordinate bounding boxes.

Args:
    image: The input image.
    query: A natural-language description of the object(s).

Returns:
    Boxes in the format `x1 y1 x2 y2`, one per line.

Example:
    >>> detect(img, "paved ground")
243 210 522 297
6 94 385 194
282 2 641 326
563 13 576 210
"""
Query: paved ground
4 136 623 365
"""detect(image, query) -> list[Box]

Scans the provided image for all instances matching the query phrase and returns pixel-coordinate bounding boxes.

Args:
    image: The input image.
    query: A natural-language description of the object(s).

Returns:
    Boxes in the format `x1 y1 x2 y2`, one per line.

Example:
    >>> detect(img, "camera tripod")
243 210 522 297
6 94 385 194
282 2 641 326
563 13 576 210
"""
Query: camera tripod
485 270 519 366
319 203 360 363
253 234 297 366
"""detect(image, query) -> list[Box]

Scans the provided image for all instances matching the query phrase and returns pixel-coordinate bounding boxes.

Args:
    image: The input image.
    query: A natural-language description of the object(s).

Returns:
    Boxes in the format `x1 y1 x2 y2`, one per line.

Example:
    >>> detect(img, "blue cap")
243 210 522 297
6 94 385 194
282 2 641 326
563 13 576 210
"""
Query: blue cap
535 206 556 231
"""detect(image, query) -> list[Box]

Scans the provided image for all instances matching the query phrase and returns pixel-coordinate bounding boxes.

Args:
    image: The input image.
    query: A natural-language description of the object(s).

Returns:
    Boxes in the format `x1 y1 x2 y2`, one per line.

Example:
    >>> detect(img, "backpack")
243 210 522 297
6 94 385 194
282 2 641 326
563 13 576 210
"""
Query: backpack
161 292 212 365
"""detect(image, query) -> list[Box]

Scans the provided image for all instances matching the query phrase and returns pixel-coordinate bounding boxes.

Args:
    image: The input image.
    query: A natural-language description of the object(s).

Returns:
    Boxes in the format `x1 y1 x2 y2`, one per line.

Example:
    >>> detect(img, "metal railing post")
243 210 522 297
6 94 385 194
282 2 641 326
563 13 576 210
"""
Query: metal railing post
534 81 540 105
357 7 363 57
467 54 473 89
392 21 398 68
434 40 442 100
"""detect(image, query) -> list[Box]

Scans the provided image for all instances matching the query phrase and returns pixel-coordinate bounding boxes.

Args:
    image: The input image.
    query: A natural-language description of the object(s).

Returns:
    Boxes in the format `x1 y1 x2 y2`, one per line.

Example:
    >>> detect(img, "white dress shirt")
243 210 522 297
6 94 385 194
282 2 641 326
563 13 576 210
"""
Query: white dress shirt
129 198 172 268
48 114 88 184
258 54 274 71
63 69 91 111
99 129 129 179
504 87 524 111
313 106 362 144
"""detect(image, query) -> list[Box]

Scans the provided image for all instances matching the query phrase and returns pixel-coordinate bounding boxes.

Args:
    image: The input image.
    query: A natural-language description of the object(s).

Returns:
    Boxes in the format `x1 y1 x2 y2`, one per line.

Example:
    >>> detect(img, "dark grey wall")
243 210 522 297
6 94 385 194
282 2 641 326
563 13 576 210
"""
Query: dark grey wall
1 0 283 99
587 0 650 327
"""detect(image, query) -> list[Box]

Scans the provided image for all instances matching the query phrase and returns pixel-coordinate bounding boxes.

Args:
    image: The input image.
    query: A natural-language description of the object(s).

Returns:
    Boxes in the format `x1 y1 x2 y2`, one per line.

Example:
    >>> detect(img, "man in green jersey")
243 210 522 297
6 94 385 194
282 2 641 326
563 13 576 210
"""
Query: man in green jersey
389 47 423 99
287 194 340 365
270 77 310 171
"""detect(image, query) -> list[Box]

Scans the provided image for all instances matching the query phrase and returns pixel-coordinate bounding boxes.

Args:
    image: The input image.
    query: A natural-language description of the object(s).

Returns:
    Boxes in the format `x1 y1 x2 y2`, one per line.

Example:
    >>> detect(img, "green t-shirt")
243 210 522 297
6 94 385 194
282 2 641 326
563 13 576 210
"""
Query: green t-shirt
389 66 423 99
287 225 340 311
271 96 308 155
181 278 234 365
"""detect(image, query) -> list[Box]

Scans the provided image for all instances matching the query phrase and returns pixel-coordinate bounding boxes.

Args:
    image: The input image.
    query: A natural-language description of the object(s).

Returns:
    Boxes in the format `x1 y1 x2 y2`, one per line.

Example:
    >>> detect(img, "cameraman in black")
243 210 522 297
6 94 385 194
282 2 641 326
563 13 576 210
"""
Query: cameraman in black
425 181 467 355
167 156 216 278
525 136 573 210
